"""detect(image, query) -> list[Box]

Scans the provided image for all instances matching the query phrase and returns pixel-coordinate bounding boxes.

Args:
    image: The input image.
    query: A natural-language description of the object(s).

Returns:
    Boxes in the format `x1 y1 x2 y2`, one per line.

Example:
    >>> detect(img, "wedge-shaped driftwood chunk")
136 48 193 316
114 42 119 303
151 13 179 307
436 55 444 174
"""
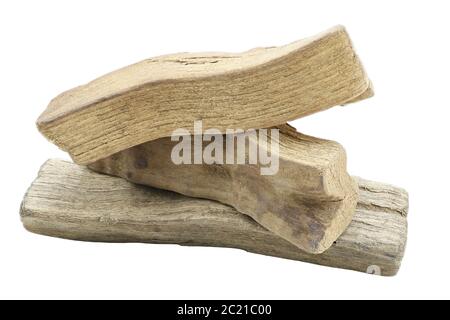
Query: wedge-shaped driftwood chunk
89 125 358 254
21 160 408 276
37 25 372 165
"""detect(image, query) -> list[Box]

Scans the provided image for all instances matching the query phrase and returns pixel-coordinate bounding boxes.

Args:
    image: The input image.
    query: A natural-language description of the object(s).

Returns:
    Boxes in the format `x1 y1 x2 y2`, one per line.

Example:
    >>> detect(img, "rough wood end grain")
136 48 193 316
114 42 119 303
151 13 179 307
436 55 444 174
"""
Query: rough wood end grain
21 160 408 276
37 25 372 165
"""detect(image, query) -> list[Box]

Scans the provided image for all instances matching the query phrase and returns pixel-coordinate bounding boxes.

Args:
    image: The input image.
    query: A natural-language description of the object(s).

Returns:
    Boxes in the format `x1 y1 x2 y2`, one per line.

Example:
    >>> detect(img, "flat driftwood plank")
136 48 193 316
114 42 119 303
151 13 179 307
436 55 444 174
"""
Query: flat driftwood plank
37 25 372 165
89 124 358 254
21 159 408 276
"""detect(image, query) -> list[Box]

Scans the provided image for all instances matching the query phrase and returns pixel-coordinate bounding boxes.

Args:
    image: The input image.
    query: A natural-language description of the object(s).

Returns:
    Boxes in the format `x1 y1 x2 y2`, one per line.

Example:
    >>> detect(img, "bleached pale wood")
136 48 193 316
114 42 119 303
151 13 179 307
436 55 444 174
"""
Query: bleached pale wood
21 159 408 276
89 124 358 254
37 26 372 165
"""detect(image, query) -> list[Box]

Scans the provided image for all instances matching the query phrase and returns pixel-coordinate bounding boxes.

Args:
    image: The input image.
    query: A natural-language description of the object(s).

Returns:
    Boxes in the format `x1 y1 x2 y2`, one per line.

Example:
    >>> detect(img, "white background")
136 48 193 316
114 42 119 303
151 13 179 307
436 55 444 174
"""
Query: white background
1 0 449 300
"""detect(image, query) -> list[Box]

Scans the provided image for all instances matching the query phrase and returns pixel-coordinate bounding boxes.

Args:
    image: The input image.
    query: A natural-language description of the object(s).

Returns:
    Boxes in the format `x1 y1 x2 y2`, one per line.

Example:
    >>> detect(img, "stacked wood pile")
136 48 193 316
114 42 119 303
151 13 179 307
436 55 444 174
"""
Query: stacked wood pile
21 26 408 276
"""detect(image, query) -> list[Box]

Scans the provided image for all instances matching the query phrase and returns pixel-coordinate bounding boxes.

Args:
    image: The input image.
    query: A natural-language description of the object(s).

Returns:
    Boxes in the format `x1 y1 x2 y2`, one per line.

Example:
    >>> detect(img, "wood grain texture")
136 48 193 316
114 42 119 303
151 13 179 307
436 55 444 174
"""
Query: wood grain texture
89 124 358 254
21 159 408 276
37 25 372 165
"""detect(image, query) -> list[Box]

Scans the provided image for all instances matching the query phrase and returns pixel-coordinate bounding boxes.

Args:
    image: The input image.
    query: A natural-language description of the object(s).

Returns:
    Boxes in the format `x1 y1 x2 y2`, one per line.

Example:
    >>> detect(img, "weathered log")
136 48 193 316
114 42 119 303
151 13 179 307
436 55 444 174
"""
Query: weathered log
89 124 358 254
37 25 372 165
21 159 408 276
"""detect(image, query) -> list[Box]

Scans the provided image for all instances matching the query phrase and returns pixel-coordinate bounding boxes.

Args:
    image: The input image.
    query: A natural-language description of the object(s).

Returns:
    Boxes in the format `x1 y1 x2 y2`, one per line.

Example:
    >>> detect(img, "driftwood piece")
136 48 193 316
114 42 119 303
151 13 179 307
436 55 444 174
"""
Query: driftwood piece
37 26 372 165
89 124 358 254
21 159 408 276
